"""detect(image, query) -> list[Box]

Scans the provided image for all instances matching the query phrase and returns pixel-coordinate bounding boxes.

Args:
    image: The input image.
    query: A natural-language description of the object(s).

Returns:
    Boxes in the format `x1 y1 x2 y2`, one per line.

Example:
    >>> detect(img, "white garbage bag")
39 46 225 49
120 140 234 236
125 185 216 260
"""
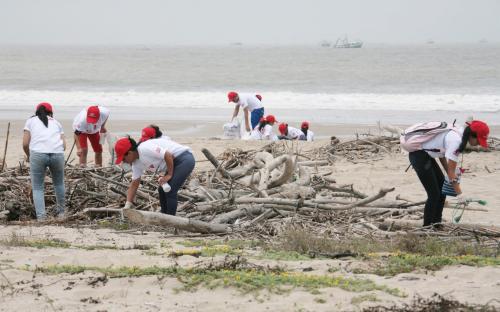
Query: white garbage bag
222 119 241 139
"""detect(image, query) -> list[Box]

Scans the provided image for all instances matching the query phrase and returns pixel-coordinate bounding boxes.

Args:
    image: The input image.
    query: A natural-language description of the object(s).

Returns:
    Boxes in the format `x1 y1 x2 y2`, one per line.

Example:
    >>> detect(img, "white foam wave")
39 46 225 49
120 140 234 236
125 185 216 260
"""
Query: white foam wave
0 90 499 112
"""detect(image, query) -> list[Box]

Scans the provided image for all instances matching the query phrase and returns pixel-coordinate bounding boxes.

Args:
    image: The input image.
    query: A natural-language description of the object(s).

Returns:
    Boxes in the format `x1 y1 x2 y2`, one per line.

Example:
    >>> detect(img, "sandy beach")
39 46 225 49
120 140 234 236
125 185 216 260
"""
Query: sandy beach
1 117 499 311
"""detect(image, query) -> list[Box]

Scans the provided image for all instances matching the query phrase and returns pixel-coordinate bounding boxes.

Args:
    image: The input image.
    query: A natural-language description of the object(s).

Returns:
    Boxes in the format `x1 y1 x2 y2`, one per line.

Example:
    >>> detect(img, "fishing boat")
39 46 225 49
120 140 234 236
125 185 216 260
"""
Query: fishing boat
334 36 363 48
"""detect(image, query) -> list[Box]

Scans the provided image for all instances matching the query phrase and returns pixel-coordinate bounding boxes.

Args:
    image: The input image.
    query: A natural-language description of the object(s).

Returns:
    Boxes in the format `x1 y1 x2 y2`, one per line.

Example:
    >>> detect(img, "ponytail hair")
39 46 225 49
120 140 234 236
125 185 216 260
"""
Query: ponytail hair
148 124 163 138
35 105 53 128
258 119 269 131
458 125 475 153
128 136 139 152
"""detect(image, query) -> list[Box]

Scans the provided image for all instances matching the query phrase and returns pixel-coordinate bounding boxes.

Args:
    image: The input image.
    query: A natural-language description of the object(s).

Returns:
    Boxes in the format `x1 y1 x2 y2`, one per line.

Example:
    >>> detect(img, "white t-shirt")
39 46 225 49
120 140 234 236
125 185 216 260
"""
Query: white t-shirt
421 128 463 162
236 93 263 112
249 124 278 141
72 106 110 134
283 126 305 140
131 138 191 180
24 116 64 153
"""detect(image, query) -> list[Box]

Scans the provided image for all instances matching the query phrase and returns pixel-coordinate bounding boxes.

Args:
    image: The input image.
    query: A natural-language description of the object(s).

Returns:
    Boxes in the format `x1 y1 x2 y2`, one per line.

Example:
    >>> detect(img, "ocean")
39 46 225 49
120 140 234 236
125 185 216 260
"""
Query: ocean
1 44 499 125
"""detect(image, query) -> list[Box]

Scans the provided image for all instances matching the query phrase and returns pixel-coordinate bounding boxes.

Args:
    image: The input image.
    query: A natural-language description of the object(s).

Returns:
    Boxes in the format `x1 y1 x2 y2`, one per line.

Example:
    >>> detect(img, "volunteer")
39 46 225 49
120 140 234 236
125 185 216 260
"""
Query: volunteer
139 125 171 142
278 123 306 140
228 91 264 132
249 115 278 141
73 105 110 167
115 136 195 216
301 121 315 142
407 120 489 226
22 102 66 220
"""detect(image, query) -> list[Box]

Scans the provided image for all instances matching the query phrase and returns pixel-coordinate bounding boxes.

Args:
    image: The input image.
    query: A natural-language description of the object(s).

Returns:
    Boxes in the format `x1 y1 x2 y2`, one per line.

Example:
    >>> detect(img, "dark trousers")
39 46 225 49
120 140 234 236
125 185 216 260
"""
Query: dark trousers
158 151 195 215
409 150 446 226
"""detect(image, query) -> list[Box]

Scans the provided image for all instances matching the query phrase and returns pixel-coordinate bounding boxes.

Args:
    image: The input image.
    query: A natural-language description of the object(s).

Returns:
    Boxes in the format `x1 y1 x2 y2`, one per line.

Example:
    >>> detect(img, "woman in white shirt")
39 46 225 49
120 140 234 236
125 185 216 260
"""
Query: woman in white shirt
139 125 171 142
278 123 306 140
22 103 66 220
408 120 489 226
114 136 195 216
249 115 278 141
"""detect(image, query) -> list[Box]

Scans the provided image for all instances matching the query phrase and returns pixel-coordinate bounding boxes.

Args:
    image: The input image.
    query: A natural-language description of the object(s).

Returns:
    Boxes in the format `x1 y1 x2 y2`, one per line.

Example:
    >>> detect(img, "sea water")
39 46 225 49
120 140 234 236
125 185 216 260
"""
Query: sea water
0 44 499 124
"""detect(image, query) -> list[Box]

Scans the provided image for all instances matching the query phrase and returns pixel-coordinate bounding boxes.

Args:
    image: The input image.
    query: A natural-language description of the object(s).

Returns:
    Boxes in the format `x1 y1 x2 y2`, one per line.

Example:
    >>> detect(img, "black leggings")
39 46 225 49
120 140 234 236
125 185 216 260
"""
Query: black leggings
409 150 446 226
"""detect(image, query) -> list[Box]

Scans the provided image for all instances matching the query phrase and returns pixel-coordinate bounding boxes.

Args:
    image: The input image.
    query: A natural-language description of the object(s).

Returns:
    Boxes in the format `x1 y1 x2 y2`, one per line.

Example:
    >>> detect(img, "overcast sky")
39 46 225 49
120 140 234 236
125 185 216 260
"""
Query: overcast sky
1 0 499 45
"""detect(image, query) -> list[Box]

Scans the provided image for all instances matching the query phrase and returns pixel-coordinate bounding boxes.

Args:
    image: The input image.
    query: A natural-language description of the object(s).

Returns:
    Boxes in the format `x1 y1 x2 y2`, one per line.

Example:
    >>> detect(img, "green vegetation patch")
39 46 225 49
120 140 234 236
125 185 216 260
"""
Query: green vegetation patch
30 264 404 296
358 253 500 276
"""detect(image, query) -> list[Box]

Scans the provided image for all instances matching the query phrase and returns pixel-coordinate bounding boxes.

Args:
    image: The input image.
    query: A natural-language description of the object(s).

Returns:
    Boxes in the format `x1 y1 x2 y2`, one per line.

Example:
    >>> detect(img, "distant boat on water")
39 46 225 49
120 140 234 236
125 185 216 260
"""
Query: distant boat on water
426 39 435 44
479 39 488 44
334 36 363 48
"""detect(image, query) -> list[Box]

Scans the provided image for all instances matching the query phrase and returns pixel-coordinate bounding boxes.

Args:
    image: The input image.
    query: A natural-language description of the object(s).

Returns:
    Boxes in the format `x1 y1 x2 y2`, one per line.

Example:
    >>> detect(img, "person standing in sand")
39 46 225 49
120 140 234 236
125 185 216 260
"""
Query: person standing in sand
249 115 278 141
72 105 110 167
404 120 489 226
114 136 195 216
22 102 66 220
228 91 264 132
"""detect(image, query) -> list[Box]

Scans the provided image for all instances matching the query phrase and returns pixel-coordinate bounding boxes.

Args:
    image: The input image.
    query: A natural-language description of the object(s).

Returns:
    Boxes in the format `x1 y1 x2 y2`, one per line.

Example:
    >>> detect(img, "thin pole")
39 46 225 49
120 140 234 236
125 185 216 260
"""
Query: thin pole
65 140 76 166
1 122 10 172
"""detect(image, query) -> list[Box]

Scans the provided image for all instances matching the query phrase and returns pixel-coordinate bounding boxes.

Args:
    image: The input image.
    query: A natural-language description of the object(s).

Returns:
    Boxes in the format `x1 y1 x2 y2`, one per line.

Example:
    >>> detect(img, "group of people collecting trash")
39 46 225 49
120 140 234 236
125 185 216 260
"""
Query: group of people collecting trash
22 92 491 229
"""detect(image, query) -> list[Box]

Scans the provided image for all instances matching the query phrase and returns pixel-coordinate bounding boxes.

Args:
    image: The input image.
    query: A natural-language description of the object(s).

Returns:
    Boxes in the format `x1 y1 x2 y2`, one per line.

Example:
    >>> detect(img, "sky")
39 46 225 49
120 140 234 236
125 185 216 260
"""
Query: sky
1 0 499 45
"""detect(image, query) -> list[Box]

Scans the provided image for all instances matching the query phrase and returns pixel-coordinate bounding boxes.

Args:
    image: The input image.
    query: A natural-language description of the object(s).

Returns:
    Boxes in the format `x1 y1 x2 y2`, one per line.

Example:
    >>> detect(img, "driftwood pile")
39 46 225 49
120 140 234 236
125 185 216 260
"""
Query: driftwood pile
1 135 499 242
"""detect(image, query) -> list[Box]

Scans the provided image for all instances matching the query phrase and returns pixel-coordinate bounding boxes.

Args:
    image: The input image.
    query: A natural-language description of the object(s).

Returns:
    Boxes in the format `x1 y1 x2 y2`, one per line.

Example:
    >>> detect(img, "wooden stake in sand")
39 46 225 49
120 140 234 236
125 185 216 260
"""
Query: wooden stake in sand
1 122 10 172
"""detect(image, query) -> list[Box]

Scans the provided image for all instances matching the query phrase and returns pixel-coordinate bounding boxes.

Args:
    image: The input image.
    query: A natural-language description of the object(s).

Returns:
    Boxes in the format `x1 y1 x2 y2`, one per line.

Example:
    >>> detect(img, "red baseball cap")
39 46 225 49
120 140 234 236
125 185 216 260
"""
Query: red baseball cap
87 106 100 124
301 121 310 129
36 102 53 113
227 91 238 102
469 120 489 148
266 115 277 123
114 138 132 164
140 127 156 142
278 123 287 135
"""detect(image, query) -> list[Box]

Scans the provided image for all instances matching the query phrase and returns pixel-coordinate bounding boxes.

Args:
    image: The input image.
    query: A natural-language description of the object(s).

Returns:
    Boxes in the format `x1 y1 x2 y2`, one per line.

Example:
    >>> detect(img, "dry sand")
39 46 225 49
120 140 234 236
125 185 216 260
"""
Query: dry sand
0 119 499 311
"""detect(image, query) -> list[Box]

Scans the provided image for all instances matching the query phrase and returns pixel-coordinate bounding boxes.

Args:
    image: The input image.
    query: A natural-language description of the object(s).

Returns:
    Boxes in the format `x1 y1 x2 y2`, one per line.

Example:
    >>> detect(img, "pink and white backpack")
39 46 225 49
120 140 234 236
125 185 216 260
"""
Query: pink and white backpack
400 121 460 153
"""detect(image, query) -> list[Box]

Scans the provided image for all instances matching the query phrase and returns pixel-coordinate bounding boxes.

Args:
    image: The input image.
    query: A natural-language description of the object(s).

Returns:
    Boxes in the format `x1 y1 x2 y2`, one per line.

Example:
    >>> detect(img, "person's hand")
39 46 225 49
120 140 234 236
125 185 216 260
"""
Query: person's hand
123 201 133 209
455 194 468 205
100 127 107 133
245 125 251 132
158 174 172 185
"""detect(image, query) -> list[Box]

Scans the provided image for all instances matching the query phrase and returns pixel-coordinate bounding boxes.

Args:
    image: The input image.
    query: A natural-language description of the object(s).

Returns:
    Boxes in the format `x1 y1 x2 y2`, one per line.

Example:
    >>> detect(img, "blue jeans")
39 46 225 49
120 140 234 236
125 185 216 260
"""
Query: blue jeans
158 151 195 215
30 152 65 220
251 107 265 129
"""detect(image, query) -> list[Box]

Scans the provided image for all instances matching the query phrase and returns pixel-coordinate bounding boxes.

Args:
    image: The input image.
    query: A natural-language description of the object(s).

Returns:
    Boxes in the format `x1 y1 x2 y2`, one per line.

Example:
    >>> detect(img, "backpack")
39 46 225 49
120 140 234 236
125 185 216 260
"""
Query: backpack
400 121 459 153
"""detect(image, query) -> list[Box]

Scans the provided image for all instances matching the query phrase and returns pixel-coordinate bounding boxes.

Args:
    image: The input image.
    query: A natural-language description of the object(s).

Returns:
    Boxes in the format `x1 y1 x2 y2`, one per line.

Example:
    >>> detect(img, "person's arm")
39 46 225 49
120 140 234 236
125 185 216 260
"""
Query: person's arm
158 151 175 185
232 105 240 120
446 159 462 194
61 134 67 151
22 130 31 161
74 132 82 155
126 178 141 204
438 157 449 174
100 121 107 133
243 108 251 132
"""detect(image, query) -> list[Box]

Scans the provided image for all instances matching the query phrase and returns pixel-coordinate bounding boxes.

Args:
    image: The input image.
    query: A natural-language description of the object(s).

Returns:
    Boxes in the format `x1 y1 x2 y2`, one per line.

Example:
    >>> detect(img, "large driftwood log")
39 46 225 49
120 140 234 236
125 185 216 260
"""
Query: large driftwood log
211 205 265 224
123 209 229 234
201 148 232 179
